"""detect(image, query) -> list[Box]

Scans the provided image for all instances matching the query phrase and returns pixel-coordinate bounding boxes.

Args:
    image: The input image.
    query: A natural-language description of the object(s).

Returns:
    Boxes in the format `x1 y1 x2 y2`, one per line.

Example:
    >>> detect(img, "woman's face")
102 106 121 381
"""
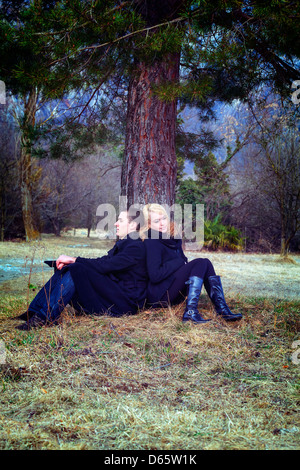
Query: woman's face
149 211 169 233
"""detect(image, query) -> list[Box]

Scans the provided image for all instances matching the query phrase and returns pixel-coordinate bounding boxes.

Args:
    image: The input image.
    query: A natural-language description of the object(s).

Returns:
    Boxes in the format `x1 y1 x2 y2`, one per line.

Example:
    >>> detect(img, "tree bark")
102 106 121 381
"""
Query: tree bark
121 53 180 206
19 88 40 241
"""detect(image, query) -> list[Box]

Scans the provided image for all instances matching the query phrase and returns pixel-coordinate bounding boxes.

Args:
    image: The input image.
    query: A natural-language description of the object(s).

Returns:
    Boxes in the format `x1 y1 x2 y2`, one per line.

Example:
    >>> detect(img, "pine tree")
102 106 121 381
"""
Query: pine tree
1 0 300 211
0 1 67 240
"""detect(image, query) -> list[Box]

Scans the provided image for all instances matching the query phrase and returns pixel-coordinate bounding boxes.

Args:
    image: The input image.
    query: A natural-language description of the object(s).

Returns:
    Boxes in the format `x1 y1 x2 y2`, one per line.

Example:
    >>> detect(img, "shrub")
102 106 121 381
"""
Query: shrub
204 215 244 251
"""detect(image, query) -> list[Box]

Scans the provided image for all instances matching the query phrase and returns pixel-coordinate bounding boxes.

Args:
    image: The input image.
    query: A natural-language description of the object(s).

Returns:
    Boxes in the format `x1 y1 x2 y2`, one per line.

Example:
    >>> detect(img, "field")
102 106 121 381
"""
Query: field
0 233 299 450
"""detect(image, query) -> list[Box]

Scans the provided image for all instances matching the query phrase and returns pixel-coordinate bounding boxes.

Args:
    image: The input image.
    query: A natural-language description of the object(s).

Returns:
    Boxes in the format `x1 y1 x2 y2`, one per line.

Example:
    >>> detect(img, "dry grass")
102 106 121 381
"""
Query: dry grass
0 235 299 450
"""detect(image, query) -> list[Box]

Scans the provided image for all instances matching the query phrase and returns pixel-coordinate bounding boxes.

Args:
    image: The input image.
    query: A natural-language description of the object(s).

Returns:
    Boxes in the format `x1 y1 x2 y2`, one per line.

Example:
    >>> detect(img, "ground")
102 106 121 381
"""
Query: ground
0 233 299 450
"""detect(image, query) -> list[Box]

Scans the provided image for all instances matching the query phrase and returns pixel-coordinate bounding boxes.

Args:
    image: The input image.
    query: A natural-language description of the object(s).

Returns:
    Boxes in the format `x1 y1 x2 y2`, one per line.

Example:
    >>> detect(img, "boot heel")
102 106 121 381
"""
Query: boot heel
207 275 242 321
182 276 211 324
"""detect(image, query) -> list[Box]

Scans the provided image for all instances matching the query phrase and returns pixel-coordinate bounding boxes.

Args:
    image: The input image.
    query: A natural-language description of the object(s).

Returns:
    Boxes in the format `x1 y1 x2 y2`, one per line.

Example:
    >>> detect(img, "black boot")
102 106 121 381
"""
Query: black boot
16 313 47 330
182 276 211 324
15 310 36 321
206 275 242 321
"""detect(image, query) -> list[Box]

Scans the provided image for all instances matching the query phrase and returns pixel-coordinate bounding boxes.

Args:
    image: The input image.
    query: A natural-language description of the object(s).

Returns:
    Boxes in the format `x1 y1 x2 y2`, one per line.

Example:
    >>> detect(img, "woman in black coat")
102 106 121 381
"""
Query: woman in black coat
17 209 148 330
142 204 242 324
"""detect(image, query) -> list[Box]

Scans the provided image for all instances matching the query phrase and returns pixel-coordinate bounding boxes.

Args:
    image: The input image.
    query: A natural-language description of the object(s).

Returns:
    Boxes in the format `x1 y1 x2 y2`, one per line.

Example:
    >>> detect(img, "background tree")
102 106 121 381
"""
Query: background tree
0 110 23 240
250 102 300 256
176 151 232 216
3 0 297 208
120 0 300 205
0 0 128 239
1 1 300 238
0 1 52 240
37 148 121 236
227 92 300 254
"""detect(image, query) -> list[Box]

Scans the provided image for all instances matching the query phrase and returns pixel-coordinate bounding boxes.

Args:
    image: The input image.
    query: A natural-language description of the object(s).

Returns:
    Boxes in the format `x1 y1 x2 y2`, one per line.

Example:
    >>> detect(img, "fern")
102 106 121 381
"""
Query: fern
204 216 244 251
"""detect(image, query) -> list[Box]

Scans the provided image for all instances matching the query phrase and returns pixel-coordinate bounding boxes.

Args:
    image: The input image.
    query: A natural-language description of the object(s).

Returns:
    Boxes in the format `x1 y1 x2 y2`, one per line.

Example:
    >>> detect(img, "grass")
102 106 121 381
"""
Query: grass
0 235 299 450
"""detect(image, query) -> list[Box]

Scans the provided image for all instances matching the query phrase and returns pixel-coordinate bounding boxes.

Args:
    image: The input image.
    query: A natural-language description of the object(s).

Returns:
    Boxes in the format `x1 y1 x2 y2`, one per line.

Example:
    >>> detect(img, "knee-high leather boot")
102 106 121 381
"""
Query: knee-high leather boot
206 275 242 321
182 276 211 323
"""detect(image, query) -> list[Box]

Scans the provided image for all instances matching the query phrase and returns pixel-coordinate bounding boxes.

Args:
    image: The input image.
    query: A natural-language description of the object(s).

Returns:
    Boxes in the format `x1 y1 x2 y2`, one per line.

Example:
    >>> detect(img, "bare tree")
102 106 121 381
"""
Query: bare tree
228 94 300 254
254 124 300 256
0 111 23 240
36 146 121 236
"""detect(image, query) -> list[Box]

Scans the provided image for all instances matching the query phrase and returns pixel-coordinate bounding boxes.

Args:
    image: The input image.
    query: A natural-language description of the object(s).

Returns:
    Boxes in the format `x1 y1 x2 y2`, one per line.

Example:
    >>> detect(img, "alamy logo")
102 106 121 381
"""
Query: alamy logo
291 340 300 365
0 340 6 364
291 80 300 105
0 81 5 105
96 196 204 251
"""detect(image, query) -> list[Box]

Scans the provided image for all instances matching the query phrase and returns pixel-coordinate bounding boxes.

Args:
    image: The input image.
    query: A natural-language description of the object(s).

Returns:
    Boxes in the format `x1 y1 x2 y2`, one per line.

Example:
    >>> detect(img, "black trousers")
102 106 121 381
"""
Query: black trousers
161 258 216 304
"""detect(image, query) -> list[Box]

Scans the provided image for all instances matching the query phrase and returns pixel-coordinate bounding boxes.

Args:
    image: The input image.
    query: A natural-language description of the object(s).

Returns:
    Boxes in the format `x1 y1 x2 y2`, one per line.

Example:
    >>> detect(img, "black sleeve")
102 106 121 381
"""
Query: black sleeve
75 243 143 274
145 240 185 284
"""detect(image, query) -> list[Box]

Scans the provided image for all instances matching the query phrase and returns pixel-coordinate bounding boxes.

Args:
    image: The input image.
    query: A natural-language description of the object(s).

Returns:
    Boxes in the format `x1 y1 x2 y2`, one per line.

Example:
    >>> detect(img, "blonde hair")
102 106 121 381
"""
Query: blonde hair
141 203 178 238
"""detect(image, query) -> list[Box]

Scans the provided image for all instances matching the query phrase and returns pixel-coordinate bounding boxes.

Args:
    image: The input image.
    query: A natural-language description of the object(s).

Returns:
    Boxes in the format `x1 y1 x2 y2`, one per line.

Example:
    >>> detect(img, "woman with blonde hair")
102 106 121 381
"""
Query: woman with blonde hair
142 204 242 323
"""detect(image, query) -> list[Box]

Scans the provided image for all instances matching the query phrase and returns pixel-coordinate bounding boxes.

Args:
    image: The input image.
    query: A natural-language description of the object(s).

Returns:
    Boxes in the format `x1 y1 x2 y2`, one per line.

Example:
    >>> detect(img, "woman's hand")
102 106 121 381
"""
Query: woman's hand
56 255 77 270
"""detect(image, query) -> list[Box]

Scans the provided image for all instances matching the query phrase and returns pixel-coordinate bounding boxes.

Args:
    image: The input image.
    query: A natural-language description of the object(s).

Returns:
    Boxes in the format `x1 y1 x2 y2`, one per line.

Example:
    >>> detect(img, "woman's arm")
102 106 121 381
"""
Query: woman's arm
145 240 185 284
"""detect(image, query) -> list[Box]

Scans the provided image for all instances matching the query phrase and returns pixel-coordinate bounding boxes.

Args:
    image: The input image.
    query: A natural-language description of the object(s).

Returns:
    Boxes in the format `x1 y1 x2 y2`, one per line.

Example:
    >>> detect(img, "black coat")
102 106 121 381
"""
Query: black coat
66 235 148 316
144 230 187 303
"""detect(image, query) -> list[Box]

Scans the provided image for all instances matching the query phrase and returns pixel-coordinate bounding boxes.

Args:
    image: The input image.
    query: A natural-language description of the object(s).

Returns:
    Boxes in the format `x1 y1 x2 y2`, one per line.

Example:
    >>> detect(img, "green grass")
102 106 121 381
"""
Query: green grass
0 295 299 450
0 236 299 450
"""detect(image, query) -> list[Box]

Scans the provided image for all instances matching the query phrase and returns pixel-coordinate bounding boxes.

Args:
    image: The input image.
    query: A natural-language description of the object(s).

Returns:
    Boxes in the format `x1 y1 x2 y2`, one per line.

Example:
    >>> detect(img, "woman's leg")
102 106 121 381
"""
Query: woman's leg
162 258 216 303
162 258 242 322
160 258 214 324
205 275 243 321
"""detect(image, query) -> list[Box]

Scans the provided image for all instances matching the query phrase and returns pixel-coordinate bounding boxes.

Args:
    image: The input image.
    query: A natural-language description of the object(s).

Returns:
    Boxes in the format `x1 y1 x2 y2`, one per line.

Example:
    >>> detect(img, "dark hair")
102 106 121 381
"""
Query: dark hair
127 205 145 231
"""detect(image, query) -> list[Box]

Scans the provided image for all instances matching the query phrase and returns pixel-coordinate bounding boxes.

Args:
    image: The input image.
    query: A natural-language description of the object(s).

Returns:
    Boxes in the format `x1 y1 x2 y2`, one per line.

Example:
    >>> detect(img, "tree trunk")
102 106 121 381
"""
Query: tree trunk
280 225 287 257
121 53 180 206
280 232 292 258
19 88 40 241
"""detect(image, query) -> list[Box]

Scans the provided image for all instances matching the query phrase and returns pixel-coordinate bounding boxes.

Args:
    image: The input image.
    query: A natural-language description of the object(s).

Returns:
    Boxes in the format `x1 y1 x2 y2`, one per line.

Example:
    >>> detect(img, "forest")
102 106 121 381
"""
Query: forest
0 0 299 255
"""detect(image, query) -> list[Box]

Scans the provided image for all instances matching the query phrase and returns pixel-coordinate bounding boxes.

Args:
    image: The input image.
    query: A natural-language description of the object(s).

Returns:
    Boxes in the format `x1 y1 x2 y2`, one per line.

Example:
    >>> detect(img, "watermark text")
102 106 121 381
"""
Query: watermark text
0 80 5 105
0 340 6 365
291 80 300 105
96 197 204 250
